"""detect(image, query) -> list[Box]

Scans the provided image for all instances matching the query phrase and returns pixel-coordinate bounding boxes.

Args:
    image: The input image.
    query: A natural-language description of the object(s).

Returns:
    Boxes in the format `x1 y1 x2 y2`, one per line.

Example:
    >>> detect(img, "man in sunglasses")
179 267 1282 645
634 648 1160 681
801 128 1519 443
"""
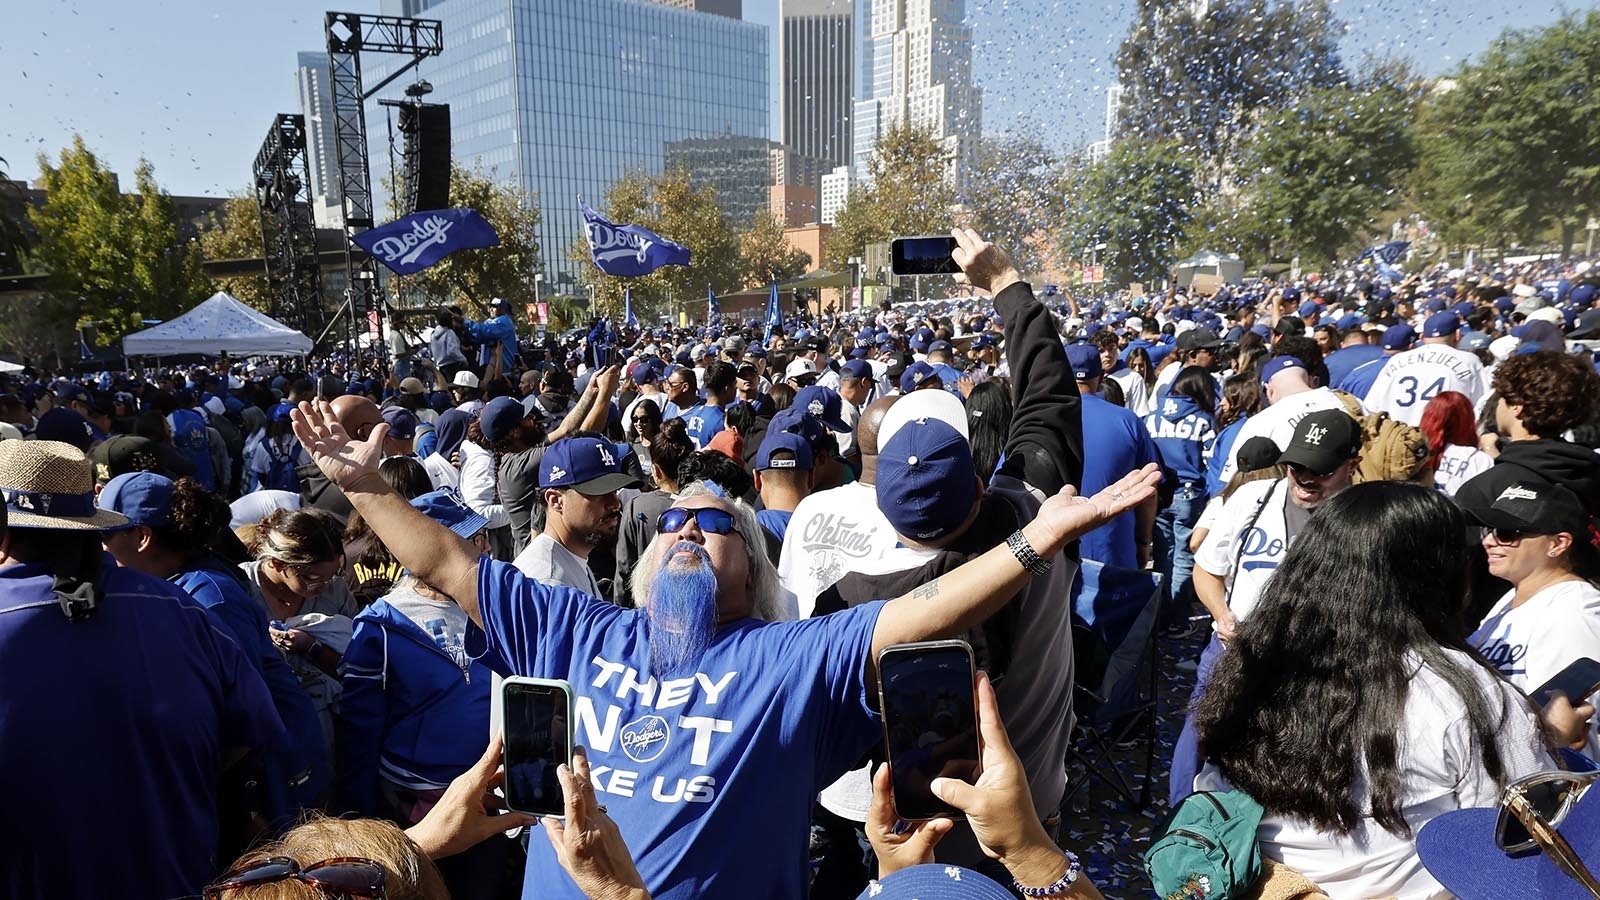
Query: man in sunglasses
291 228 1159 900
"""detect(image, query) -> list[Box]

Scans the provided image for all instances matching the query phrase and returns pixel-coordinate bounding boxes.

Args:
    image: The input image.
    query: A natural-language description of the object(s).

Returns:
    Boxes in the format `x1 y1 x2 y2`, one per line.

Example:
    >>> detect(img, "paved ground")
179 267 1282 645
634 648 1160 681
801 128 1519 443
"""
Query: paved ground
1060 625 1208 899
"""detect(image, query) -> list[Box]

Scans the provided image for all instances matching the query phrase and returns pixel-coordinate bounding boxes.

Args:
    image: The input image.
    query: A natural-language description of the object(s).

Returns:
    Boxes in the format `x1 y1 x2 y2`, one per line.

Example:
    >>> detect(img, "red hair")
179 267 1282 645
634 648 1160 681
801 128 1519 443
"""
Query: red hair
1419 391 1478 472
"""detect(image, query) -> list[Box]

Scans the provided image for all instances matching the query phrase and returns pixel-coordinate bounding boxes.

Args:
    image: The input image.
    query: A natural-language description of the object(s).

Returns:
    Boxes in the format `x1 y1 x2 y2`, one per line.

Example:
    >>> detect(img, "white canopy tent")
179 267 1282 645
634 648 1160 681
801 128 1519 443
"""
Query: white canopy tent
122 292 313 357
1173 250 1246 287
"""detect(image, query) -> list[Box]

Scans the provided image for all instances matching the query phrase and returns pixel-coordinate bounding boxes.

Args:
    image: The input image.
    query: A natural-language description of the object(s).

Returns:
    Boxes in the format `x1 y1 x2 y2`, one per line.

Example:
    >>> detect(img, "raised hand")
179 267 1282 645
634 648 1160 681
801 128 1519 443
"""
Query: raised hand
542 746 650 900
951 228 1023 297
1031 464 1162 551
290 398 387 493
406 734 538 860
865 762 953 879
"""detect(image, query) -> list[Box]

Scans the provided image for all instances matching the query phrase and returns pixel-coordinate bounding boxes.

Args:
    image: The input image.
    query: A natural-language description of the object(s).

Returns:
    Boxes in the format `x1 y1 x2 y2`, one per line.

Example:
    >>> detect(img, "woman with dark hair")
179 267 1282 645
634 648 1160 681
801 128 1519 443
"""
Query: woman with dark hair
965 381 1012 483
768 381 796 414
1194 482 1557 899
627 397 663 478
1203 373 1261 500
1468 480 1600 752
1144 366 1217 626
98 473 330 828
612 418 695 608
1419 390 1491 496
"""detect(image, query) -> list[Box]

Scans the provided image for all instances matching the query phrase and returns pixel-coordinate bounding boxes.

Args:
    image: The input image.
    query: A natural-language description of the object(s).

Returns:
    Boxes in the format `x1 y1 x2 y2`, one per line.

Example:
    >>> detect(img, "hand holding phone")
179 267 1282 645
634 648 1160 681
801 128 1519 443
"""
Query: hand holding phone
877 640 981 820
891 236 962 276
1534 657 1600 708
500 677 574 818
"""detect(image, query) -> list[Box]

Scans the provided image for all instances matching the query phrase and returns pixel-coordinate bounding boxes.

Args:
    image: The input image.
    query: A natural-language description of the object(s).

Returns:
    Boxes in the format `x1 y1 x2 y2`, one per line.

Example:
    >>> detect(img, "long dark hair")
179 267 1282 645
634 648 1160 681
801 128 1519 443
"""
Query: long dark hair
965 381 1012 482
1168 366 1217 417
1216 373 1260 430
1195 482 1517 838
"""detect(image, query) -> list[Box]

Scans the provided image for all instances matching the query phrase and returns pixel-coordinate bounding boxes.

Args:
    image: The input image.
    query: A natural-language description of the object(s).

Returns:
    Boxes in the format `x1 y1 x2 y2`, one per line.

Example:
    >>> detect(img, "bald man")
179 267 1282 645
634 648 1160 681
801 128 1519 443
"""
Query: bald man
298 395 414 524
1216 355 1356 483
775 395 899 621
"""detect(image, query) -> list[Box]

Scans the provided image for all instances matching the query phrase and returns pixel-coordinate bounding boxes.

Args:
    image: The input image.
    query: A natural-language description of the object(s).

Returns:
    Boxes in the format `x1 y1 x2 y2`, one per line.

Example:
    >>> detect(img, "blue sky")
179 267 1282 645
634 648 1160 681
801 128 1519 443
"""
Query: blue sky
0 0 1578 197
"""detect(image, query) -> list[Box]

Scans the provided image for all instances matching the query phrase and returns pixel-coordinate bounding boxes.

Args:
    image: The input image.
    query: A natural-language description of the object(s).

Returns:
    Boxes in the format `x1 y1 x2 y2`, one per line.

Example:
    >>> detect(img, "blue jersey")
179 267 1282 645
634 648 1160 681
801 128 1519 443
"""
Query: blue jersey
475 559 883 900
1323 344 1386 392
1078 395 1163 569
681 403 727 450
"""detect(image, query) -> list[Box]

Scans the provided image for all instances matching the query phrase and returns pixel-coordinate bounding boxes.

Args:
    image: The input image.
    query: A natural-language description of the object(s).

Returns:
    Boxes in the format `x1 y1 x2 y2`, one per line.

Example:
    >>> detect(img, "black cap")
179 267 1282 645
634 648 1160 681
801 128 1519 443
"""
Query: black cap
1276 409 1360 476
90 435 176 484
1235 436 1282 474
1468 481 1590 537
1177 327 1223 352
1273 316 1305 336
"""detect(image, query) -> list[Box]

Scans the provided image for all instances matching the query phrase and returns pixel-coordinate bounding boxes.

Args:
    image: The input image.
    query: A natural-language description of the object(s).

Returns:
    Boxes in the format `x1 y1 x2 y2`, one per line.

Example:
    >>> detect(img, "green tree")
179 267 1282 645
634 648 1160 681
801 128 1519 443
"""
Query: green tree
1411 11 1600 252
1225 75 1420 265
391 164 543 317
0 156 32 277
197 194 274 312
1116 0 1346 185
827 122 957 270
28 137 211 344
1059 139 1201 284
962 135 1064 277
737 211 811 289
570 166 742 323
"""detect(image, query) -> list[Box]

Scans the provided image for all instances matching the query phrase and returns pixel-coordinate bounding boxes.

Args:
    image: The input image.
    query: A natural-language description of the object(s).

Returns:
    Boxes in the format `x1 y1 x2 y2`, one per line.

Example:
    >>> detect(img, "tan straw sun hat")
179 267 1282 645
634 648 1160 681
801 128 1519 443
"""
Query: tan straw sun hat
0 440 131 530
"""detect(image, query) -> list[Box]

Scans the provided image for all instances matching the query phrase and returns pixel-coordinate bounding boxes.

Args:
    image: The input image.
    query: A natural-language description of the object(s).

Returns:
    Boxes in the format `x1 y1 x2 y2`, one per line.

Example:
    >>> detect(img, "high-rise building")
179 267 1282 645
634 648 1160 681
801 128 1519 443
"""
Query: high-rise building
366 0 768 289
647 0 742 17
780 0 853 172
819 165 850 224
293 51 343 228
665 135 771 227
1084 84 1124 162
851 0 982 187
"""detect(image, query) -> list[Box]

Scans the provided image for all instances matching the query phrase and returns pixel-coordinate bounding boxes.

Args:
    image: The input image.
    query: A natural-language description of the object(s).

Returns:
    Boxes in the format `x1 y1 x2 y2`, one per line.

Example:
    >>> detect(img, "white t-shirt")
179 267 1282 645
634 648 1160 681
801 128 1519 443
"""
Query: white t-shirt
1217 387 1352 483
776 481 900 620
1432 443 1493 497
1193 478 1292 626
1471 580 1600 752
1108 368 1152 417
1197 648 1553 900
1362 344 1486 426
511 532 601 597
420 452 461 491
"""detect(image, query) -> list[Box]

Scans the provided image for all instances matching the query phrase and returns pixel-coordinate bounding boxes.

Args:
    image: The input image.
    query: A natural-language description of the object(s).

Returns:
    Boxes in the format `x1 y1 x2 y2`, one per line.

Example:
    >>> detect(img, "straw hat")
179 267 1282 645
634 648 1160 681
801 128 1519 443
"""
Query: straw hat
0 440 130 530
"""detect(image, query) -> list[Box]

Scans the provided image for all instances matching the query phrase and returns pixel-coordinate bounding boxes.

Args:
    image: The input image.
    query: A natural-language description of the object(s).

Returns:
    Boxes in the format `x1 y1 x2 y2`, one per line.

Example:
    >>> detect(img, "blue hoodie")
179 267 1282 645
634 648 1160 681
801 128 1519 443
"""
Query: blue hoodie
466 313 519 371
339 592 495 817
1206 414 1248 497
1143 393 1217 488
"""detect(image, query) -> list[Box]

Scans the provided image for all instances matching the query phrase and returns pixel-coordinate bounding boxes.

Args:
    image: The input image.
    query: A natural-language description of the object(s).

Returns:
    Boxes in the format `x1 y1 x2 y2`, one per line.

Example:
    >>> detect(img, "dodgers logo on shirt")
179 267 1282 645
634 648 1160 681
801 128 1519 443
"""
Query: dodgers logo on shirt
620 715 671 763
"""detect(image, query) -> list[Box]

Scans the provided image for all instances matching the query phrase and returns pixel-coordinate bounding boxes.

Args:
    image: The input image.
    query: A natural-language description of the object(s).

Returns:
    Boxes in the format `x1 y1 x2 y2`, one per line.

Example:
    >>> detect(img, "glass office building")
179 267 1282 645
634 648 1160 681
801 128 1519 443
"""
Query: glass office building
369 0 768 289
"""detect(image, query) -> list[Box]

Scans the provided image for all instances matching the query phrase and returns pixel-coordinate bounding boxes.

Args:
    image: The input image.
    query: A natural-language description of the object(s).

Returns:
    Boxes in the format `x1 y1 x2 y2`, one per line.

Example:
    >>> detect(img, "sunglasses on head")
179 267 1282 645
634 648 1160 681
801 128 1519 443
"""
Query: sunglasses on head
1498 771 1600 897
656 506 737 536
205 857 386 899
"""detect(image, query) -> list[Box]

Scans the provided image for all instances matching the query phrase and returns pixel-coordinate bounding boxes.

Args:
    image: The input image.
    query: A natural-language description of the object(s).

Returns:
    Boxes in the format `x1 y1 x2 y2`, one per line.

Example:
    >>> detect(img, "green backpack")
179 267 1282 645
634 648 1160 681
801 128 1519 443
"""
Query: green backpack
1144 790 1265 900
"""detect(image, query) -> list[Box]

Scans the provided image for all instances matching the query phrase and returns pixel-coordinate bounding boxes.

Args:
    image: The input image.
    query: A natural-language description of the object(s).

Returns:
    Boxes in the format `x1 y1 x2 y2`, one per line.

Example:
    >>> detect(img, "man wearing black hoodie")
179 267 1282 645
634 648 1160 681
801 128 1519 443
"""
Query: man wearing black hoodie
1456 350 1600 622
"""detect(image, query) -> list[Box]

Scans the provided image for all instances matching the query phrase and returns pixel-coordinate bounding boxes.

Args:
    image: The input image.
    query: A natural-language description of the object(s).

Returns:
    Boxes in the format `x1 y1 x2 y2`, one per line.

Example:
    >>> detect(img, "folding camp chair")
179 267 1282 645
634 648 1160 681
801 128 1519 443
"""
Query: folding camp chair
1063 559 1163 811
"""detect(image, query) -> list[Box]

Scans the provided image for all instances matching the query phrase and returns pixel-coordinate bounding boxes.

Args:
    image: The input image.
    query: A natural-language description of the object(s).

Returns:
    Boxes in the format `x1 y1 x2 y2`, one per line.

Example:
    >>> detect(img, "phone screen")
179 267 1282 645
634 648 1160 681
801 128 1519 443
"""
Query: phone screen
502 680 572 817
878 642 979 820
1534 657 1600 707
891 236 962 276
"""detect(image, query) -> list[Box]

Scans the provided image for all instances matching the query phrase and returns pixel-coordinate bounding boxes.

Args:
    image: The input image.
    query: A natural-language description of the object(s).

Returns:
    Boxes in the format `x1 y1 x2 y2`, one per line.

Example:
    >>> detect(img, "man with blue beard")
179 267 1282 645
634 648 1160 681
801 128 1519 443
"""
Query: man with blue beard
291 228 1162 900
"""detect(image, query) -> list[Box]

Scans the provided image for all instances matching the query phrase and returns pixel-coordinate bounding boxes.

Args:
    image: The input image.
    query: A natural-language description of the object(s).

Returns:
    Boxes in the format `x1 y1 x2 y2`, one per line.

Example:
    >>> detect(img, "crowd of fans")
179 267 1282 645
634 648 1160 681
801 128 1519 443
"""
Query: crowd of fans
9 231 1600 899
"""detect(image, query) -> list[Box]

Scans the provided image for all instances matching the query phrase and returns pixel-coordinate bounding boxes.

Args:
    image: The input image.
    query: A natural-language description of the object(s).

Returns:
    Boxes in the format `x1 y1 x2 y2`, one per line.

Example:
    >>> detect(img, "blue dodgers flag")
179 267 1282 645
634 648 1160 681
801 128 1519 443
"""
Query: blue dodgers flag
580 199 691 277
764 282 781 341
623 286 638 331
1358 241 1410 265
351 208 500 275
707 286 721 325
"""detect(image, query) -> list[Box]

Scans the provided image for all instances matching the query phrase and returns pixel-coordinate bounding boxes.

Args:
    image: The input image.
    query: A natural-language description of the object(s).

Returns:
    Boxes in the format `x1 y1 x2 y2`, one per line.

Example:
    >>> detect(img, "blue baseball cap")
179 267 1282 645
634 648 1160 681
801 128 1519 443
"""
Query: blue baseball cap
852 864 1015 900
793 386 852 432
410 488 489 538
841 359 874 380
1335 313 1366 331
911 327 936 353
539 435 639 494
380 406 418 440
97 471 175 528
1424 311 1461 337
1065 343 1103 381
755 430 814 471
770 405 829 451
35 408 95 451
899 360 940 394
270 402 296 423
1260 355 1306 385
745 343 767 358
927 339 951 353
1297 299 1321 318
971 333 997 350
1383 323 1418 350
1424 296 1448 313
876 417 978 542
479 396 529 444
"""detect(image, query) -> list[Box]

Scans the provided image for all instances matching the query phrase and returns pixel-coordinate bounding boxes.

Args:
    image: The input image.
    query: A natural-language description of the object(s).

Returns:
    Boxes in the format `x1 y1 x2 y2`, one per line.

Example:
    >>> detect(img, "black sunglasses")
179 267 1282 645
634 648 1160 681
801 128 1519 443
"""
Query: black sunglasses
656 506 737 536
205 857 385 899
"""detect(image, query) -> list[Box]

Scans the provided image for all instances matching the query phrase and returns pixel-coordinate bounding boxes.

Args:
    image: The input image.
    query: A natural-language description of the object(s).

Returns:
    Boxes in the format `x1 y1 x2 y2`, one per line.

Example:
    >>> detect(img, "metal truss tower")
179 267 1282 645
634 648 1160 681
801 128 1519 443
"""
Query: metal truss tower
252 114 326 340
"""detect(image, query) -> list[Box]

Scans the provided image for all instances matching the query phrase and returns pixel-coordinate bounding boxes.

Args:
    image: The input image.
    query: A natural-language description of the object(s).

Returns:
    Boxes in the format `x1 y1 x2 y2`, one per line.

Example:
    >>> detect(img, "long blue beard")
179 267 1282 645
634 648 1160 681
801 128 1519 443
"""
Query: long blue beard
646 541 720 679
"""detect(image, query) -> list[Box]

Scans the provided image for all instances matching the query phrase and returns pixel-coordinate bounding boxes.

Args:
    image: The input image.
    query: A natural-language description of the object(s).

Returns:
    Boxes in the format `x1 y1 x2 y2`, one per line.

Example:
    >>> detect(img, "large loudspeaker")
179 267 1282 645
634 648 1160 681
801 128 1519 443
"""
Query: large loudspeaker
398 103 451 214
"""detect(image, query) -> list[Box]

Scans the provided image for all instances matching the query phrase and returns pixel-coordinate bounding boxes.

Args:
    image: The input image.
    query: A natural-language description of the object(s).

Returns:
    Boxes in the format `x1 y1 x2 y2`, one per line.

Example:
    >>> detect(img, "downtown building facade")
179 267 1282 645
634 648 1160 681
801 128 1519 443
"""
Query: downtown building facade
851 0 982 188
369 0 768 290
779 0 854 174
293 51 345 228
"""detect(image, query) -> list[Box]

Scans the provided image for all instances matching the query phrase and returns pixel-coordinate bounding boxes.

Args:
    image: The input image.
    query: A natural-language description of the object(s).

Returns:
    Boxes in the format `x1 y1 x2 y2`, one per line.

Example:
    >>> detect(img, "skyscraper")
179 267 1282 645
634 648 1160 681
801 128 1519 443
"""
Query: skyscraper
293 51 342 228
365 0 768 289
851 0 982 187
780 0 853 172
646 0 742 17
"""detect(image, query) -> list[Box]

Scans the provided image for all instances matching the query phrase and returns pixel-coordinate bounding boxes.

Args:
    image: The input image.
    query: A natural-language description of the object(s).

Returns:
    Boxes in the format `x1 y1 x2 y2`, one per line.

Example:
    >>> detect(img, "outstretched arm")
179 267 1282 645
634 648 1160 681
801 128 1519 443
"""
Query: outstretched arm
292 399 484 625
869 464 1161 680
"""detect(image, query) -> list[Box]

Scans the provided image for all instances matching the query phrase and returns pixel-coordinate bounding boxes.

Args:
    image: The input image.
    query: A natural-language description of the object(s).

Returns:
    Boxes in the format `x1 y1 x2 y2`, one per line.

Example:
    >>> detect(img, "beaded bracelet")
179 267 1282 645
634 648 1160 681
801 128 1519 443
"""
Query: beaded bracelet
1013 849 1080 897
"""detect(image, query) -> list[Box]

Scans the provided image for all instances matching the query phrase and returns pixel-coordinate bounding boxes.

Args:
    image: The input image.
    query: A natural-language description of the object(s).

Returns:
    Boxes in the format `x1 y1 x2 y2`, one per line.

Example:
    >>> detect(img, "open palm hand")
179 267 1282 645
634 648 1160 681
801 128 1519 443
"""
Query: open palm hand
290 399 386 492
1036 463 1162 545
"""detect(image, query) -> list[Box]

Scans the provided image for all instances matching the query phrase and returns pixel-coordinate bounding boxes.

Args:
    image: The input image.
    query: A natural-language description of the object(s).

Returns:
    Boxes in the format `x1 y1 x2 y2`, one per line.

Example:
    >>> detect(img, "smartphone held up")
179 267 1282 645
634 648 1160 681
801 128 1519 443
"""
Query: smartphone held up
500 677 574 818
877 639 982 821
890 235 962 277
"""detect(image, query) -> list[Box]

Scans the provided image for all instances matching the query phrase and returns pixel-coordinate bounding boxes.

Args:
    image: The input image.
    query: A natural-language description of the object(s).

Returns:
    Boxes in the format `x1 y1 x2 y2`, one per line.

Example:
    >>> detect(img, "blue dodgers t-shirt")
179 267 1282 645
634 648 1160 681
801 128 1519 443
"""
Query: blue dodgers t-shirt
0 559 282 900
681 403 727 450
476 559 883 900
